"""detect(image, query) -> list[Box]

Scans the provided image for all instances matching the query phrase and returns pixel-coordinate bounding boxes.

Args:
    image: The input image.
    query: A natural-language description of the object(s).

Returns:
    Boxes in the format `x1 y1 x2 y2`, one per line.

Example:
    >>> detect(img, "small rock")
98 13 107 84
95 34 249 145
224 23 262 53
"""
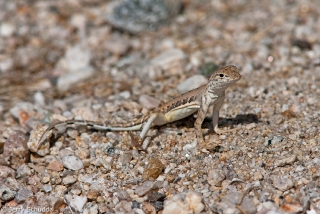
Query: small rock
152 201 165 211
55 44 94 92
0 185 16 201
163 191 204 214
295 165 305 172
63 175 77 185
292 39 312 50
272 176 294 191
114 200 133 213
87 189 100 201
0 22 15 37
15 187 33 203
43 184 52 192
57 67 95 92
245 123 256 130
117 190 130 200
274 154 297 167
1 131 29 169
16 164 32 178
150 48 185 76
0 165 16 178
62 155 84 171
177 75 208 93
256 201 278 214
70 196 87 212
240 196 257 214
119 151 132 166
135 181 163 196
265 135 283 146
253 171 263 180
143 202 156 214
280 203 303 213
271 114 284 125
147 191 166 202
104 34 130 55
225 191 243 204
281 110 297 119
107 0 181 34
0 57 13 72
143 158 165 180
47 160 64 172
139 94 161 110
46 196 65 211
207 169 226 187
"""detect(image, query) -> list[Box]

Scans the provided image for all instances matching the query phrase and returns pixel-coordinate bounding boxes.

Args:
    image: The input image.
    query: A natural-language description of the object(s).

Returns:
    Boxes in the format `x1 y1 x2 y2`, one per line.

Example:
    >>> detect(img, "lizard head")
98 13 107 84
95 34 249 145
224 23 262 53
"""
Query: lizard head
208 65 241 90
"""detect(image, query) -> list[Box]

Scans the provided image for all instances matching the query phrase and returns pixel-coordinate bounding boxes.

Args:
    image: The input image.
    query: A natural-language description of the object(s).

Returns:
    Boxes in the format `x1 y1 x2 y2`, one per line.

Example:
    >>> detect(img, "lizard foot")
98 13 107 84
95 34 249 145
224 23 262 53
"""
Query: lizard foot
214 125 241 135
128 132 145 150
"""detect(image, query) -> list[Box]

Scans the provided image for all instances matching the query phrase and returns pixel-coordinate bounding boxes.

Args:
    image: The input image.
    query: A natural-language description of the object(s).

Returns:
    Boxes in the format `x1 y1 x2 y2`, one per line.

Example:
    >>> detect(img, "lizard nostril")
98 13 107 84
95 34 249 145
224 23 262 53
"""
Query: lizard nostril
219 74 224 78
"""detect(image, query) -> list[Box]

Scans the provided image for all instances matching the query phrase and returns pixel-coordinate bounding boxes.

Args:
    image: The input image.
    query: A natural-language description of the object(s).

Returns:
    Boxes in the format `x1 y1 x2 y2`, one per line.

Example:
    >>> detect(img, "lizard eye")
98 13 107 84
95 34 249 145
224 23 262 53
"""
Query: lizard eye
219 74 224 78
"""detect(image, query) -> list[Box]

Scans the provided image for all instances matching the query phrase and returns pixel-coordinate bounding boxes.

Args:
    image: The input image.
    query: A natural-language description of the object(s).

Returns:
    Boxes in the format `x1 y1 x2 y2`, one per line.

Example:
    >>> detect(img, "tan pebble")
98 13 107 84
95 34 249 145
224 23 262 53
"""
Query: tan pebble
47 160 64 171
143 158 165 180
142 202 156 214
87 189 100 200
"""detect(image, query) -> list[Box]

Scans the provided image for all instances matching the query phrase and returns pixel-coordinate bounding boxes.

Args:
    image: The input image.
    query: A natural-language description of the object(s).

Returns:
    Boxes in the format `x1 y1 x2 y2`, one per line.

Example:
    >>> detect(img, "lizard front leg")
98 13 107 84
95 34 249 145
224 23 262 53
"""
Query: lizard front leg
212 98 240 134
194 96 210 147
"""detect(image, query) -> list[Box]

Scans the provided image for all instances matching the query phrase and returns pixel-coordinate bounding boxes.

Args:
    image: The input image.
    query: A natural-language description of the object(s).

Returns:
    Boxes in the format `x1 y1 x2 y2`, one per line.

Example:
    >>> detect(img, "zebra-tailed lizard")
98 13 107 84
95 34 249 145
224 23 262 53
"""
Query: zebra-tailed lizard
37 65 241 149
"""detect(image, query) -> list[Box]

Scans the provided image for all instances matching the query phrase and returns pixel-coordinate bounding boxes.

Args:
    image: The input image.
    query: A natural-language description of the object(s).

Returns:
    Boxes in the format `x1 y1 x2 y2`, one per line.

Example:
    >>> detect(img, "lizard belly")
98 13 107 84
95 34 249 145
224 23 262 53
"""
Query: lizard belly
165 106 199 123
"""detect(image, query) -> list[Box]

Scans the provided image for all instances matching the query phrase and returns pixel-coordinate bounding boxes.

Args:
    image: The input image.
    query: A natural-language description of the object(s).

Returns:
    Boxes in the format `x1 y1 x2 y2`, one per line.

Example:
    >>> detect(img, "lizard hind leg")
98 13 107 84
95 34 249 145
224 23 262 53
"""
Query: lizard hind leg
139 112 167 140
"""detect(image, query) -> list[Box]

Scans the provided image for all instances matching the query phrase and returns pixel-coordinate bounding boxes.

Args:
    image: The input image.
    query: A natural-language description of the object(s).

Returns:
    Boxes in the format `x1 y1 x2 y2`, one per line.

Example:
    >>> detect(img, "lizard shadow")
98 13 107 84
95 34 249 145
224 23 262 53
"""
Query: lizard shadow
171 113 259 129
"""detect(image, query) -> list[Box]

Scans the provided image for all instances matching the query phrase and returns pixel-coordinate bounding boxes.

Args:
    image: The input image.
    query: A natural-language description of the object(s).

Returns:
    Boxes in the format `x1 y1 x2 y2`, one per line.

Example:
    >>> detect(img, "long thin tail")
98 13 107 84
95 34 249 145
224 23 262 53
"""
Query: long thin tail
37 119 143 149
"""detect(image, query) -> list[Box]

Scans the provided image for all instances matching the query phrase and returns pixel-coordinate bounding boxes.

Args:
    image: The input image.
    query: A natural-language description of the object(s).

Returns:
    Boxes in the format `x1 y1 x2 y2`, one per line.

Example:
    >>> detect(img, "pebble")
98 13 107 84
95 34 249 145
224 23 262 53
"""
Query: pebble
56 44 94 92
135 181 163 197
257 201 278 214
62 155 84 171
0 57 13 72
87 189 100 201
265 135 283 146
143 202 157 214
0 22 15 37
0 165 16 178
274 154 297 167
119 151 133 166
15 187 33 203
47 160 64 172
107 0 181 33
114 200 133 213
207 169 226 187
271 176 294 191
177 75 208 94
147 191 166 202
70 196 87 212
240 196 257 214
57 67 95 92
15 164 31 178
142 158 165 180
104 34 130 55
0 185 16 201
150 48 185 76
62 175 77 185
1 130 29 169
139 94 161 110
43 184 52 192
162 191 204 214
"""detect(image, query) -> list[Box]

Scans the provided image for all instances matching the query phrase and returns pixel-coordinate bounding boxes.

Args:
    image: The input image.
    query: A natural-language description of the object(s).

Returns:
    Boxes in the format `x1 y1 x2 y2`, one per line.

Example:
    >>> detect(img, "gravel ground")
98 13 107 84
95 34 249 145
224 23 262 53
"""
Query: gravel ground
0 0 320 213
